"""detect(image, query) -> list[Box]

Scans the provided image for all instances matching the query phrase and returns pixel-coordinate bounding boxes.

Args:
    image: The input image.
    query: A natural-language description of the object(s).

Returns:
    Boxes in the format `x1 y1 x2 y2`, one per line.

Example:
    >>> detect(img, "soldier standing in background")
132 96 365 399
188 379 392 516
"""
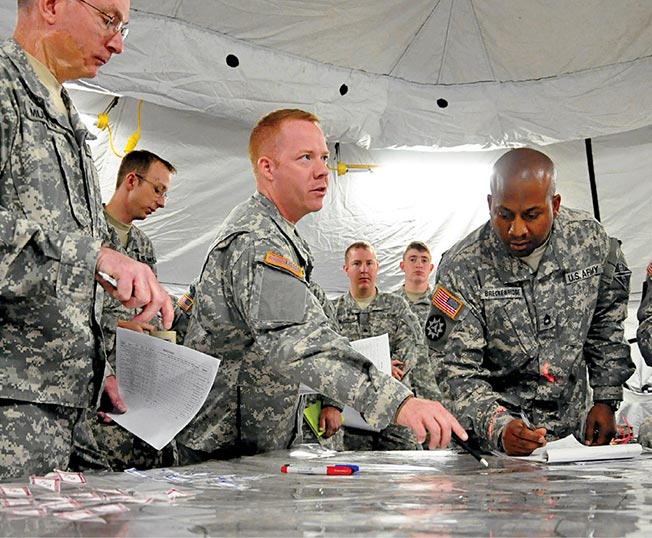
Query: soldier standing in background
73 150 177 471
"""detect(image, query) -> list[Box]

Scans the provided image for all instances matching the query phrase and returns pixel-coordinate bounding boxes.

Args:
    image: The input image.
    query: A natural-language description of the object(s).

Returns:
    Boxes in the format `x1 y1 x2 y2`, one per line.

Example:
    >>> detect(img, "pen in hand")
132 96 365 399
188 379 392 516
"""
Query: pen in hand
520 410 535 430
452 432 489 468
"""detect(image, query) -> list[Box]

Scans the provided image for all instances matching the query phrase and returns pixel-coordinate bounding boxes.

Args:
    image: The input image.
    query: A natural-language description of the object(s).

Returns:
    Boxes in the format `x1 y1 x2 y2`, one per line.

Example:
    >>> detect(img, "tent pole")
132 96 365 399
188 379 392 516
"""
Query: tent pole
584 138 601 222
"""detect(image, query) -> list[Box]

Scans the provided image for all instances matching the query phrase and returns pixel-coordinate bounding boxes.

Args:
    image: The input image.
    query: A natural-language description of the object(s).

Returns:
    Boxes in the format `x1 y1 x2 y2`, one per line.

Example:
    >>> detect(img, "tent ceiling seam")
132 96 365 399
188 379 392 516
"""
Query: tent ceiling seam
388 0 444 77
468 0 497 81
435 0 455 84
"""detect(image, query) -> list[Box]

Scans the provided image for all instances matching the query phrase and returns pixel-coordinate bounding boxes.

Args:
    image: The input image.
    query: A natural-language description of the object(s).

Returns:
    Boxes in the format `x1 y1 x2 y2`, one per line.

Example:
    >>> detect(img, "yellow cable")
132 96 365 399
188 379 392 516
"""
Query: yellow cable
105 124 124 159
123 100 143 154
95 99 144 158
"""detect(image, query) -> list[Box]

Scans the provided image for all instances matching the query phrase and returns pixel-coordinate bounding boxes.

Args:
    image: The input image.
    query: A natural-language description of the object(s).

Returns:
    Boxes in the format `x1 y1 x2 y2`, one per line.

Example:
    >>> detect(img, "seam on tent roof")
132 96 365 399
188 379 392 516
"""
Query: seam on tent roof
171 0 183 18
388 0 444 77
435 0 454 84
129 9 652 88
468 0 497 82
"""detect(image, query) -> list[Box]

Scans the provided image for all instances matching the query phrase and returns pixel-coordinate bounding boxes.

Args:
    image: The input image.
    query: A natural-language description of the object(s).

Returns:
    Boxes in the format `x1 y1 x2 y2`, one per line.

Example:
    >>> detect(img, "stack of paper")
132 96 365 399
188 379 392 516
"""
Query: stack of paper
517 434 642 464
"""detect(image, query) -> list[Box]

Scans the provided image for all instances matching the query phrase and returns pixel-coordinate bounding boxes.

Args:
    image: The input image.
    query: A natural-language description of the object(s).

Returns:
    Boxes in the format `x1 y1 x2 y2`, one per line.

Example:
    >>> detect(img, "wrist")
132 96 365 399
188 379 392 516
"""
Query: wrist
393 395 414 422
595 399 620 412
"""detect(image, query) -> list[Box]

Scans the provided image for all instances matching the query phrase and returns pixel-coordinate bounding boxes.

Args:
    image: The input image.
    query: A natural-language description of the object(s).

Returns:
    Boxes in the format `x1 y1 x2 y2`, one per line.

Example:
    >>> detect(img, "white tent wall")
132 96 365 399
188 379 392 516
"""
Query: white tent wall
2 1 652 387
75 91 651 304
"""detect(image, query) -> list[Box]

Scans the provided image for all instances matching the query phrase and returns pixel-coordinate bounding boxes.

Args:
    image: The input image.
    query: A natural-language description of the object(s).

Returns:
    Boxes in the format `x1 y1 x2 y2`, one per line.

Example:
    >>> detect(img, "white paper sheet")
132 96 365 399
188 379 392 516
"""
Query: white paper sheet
350 333 392 376
341 334 392 432
516 434 642 464
107 328 220 450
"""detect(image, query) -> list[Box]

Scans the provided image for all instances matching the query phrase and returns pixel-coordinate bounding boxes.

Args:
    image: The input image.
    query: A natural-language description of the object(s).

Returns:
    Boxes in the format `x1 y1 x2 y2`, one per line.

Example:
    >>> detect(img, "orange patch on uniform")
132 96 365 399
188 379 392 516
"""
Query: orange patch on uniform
176 294 194 312
264 251 303 279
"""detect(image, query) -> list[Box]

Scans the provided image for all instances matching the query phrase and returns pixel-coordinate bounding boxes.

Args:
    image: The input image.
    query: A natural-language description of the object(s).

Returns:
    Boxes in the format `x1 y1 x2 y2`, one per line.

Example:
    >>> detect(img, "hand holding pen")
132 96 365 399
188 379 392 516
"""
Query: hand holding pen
501 411 547 456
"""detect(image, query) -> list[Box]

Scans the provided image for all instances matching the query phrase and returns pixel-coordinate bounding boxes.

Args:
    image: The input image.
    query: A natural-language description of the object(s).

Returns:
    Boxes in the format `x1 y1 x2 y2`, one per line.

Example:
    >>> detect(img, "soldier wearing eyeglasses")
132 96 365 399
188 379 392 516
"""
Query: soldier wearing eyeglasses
0 0 172 479
73 150 177 472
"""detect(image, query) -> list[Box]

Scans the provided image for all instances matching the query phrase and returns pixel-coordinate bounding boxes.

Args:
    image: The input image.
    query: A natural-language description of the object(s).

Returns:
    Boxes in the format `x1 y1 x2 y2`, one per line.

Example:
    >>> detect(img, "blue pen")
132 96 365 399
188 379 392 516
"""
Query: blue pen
334 464 359 473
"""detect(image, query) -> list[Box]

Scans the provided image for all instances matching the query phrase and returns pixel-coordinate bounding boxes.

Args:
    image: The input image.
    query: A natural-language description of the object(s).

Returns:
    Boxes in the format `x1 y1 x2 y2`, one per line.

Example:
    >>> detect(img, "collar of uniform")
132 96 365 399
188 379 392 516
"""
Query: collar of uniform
253 192 314 280
401 283 434 304
4 39 76 133
343 287 380 311
487 218 566 283
254 192 297 236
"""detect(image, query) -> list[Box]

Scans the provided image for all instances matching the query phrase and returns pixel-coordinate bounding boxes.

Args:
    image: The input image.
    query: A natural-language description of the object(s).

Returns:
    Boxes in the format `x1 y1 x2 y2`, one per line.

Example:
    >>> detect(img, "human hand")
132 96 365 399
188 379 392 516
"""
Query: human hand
394 396 467 449
97 375 127 424
96 247 173 329
319 406 343 438
584 403 616 446
391 359 405 381
501 419 547 455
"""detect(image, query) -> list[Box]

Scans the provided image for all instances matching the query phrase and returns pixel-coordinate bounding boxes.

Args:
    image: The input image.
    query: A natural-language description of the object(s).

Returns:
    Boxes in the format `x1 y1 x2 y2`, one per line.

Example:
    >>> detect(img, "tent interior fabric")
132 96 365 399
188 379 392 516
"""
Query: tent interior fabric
1 1 652 385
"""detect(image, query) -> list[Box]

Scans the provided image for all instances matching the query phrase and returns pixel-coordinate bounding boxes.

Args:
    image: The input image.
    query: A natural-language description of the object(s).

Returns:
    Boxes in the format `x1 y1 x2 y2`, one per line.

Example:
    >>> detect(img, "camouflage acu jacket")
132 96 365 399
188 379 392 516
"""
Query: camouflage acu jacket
391 284 435 325
101 214 158 365
426 206 634 450
334 290 423 388
636 261 652 367
0 39 108 408
176 193 411 455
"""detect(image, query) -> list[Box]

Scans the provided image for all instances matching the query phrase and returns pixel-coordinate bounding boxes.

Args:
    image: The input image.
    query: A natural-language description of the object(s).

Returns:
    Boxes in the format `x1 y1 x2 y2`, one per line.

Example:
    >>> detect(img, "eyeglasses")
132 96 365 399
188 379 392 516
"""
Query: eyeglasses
77 0 129 40
135 173 168 200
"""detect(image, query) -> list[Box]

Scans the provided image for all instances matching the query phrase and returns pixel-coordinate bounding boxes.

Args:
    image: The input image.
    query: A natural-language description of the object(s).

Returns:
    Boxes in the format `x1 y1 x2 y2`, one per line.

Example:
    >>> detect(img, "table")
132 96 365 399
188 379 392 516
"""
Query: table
2 445 651 537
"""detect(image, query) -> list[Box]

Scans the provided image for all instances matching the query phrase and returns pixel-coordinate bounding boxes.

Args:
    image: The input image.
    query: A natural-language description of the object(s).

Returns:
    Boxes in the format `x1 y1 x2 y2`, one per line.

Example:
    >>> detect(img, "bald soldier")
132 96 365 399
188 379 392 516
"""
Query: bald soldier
426 148 634 456
174 109 466 463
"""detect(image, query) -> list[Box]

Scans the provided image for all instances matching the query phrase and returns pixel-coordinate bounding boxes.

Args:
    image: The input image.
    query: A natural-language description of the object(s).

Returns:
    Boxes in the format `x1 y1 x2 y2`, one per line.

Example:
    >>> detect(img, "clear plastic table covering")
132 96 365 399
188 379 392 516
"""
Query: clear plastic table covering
2 445 652 537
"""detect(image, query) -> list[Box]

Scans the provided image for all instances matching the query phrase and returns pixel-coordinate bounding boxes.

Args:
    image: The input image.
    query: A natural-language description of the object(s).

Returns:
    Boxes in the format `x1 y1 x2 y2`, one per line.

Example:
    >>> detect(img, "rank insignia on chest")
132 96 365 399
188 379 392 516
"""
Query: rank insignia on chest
264 251 304 279
432 285 463 319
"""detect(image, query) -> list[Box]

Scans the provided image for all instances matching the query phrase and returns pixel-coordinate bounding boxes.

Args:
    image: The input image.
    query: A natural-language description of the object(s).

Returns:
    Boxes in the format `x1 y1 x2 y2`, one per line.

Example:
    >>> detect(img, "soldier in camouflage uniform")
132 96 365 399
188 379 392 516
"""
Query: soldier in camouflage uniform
0 1 172 480
635 261 652 448
335 241 423 385
391 241 441 401
392 241 436 323
426 148 634 456
74 150 177 472
174 109 466 463
329 241 424 449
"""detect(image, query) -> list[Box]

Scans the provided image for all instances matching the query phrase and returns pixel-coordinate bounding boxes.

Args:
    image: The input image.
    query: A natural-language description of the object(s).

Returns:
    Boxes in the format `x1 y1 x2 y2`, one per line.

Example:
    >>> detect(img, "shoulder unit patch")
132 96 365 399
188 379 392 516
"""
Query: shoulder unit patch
263 251 304 279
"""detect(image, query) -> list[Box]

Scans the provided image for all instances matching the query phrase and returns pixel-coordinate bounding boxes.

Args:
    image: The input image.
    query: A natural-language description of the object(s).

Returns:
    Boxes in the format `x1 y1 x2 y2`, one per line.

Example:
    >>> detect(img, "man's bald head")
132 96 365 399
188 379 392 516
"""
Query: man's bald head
488 148 561 258
490 148 557 199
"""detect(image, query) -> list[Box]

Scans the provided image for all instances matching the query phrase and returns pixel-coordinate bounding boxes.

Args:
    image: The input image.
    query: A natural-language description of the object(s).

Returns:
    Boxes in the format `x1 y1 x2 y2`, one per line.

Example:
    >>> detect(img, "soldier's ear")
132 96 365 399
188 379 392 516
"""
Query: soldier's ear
257 156 274 182
125 173 139 191
552 194 561 217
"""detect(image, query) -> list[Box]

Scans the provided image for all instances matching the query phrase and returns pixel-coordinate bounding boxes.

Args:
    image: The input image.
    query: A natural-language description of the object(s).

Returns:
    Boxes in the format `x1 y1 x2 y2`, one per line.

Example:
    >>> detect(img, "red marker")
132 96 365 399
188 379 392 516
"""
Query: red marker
280 465 354 475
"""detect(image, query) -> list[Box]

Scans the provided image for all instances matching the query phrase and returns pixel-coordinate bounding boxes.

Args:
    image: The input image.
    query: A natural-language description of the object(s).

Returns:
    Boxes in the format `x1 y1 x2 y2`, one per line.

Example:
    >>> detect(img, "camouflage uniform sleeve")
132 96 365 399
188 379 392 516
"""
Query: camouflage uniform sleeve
584 238 634 401
427 266 514 451
0 86 100 301
636 262 652 366
390 296 423 389
229 237 412 430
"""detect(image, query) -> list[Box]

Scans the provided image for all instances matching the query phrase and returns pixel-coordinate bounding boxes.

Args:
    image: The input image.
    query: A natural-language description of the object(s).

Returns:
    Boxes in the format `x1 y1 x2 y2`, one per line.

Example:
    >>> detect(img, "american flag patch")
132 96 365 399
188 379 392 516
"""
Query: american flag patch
647 262 652 279
432 285 463 319
176 294 194 312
